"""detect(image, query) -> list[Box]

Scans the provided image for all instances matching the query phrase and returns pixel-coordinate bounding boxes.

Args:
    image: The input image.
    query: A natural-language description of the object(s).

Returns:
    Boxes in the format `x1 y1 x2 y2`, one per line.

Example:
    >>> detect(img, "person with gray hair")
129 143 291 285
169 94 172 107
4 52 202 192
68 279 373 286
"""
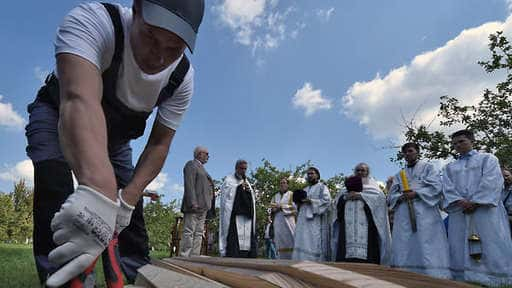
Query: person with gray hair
219 159 257 257
331 163 391 264
180 146 214 257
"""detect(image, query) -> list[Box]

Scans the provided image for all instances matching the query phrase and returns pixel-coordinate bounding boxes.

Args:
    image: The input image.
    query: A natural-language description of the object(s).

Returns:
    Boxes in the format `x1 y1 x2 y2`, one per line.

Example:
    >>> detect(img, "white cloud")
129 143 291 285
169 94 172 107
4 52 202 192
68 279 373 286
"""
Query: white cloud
0 160 34 186
146 172 168 192
34 66 49 83
170 183 184 194
213 1 307 55
0 95 25 129
507 0 512 14
342 18 509 139
293 82 332 116
316 7 335 22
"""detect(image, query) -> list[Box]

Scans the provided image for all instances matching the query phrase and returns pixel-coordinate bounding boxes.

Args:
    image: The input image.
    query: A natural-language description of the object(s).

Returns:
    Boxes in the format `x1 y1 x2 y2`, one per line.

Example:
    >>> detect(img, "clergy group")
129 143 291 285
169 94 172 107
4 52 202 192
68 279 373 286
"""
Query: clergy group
214 129 512 287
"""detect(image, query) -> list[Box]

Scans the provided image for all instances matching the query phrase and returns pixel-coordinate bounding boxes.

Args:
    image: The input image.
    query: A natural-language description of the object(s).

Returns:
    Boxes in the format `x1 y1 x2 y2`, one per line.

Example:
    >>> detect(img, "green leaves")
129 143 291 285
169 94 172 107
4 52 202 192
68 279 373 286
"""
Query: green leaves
143 199 178 251
0 180 33 243
396 31 512 168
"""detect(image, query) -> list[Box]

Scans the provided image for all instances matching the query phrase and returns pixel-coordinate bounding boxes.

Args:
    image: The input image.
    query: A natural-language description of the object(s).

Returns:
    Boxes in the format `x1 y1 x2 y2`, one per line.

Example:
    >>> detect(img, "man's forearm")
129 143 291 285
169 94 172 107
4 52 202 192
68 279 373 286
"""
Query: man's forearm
123 121 175 205
59 98 118 201
57 53 117 201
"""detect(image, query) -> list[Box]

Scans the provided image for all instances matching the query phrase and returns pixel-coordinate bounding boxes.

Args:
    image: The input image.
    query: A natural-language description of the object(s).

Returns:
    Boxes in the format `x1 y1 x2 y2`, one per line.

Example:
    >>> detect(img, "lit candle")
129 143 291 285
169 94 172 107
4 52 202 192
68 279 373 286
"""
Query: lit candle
400 169 410 191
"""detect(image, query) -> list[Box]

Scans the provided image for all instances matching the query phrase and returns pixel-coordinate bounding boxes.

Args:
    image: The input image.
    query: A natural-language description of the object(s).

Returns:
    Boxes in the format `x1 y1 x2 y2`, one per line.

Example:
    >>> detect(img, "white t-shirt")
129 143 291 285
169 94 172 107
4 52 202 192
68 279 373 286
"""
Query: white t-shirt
54 2 194 131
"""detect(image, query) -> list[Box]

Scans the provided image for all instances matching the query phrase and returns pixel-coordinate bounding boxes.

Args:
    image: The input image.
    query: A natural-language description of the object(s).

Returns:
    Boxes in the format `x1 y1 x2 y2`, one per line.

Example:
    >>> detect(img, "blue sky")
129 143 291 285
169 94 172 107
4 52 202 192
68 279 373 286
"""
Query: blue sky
0 0 510 202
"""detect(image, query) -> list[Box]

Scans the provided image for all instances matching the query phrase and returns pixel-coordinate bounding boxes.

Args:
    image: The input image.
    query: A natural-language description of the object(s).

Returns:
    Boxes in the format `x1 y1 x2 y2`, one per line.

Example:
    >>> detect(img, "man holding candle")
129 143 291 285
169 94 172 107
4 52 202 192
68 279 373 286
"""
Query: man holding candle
388 143 451 279
442 130 512 286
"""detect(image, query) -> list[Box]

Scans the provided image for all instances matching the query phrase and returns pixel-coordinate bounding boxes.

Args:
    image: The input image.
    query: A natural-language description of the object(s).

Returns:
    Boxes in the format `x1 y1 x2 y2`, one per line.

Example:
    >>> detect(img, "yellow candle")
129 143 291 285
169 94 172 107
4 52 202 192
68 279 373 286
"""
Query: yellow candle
400 169 410 191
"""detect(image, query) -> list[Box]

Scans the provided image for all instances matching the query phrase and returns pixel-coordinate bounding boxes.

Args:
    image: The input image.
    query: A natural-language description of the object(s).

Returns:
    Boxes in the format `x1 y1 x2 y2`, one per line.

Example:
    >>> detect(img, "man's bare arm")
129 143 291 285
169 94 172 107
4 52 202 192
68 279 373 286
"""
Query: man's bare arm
57 53 117 201
123 119 175 206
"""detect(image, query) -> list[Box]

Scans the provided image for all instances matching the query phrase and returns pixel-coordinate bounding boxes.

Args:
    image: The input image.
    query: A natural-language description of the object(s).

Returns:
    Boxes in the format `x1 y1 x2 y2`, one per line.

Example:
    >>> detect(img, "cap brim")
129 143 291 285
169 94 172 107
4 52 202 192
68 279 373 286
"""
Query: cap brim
142 0 197 52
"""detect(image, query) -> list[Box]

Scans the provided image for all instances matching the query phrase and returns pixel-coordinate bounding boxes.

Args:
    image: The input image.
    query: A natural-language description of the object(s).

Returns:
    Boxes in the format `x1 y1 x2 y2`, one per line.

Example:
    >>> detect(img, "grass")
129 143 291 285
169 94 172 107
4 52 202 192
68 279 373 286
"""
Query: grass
0 243 170 288
0 243 40 287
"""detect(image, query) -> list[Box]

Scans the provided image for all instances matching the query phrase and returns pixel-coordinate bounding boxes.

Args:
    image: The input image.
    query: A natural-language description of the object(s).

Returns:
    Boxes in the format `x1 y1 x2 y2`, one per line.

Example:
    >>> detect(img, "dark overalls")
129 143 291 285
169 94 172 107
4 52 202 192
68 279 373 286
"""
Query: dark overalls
25 3 189 284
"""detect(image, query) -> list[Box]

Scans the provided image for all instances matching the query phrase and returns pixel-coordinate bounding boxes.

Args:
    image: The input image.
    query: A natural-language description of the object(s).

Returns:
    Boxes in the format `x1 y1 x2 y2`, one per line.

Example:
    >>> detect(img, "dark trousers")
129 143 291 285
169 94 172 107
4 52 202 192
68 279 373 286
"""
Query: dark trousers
26 100 149 285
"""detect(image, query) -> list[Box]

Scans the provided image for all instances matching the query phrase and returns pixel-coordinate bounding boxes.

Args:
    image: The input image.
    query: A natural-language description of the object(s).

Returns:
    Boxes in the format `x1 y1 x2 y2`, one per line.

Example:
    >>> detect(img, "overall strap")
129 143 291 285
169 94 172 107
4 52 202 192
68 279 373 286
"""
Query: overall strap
156 55 190 106
101 2 145 117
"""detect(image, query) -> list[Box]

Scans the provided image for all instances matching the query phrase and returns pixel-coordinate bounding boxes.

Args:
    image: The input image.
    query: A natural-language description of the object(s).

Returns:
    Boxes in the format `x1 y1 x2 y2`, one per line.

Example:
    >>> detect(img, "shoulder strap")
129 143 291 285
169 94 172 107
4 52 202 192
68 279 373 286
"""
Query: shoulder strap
102 2 189 109
156 55 190 106
101 2 124 101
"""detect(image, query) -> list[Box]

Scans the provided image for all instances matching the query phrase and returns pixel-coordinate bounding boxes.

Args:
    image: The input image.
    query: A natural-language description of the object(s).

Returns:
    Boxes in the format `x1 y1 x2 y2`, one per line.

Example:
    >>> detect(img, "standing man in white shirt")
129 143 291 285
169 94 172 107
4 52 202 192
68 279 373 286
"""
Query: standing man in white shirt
25 1 205 286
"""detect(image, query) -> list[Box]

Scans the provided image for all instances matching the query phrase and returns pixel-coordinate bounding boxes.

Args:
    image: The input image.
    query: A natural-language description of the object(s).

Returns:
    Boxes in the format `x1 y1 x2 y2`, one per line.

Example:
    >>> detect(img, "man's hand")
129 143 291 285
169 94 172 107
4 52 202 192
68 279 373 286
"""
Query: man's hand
115 189 135 234
456 199 473 210
302 198 312 204
143 191 160 201
46 185 119 287
348 191 361 201
463 202 479 214
404 190 417 200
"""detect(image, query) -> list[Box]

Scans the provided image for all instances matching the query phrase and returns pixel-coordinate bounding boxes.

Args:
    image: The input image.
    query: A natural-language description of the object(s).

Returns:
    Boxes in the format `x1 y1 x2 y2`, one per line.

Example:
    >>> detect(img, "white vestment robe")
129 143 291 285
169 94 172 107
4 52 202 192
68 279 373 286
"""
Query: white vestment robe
389 160 451 279
443 150 512 286
292 182 331 261
331 178 392 265
271 191 296 259
219 174 256 257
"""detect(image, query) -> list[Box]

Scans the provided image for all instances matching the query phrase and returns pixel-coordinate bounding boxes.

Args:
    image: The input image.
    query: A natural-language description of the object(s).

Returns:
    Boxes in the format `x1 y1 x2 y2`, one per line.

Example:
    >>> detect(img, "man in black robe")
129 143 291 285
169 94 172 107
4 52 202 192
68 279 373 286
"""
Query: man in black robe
219 160 257 258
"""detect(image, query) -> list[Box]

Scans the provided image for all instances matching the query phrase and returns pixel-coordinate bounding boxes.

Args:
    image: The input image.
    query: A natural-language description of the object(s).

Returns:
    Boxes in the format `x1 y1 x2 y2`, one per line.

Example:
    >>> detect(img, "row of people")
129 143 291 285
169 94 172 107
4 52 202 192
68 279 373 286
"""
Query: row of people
261 129 512 287
179 129 512 287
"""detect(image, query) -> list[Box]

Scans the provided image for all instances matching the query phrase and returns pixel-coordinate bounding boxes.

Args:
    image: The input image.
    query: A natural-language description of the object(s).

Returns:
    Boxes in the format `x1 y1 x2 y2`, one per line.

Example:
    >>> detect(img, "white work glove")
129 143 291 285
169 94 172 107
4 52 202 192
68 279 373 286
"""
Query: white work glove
46 185 119 288
115 189 135 234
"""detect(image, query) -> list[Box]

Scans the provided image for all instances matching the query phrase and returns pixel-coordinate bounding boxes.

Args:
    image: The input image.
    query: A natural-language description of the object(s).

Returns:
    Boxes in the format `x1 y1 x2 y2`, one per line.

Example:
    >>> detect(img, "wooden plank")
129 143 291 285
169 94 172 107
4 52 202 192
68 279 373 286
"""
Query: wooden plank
291 261 404 288
166 258 313 288
257 272 315 288
151 259 228 287
134 264 224 288
170 257 402 288
163 259 278 288
172 257 476 288
328 263 476 288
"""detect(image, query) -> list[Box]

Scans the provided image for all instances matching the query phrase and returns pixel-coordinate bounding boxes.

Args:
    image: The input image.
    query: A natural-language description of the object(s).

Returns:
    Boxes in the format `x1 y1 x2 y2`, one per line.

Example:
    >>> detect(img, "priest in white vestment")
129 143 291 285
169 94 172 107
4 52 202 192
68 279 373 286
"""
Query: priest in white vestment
292 167 332 261
331 163 391 265
443 130 512 286
389 143 451 279
219 160 257 258
271 178 297 259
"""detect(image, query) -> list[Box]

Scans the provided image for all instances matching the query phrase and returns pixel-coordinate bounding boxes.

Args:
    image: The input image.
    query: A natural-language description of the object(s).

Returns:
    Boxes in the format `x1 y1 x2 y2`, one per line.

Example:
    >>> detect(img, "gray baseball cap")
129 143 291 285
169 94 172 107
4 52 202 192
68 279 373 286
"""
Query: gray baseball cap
141 0 205 53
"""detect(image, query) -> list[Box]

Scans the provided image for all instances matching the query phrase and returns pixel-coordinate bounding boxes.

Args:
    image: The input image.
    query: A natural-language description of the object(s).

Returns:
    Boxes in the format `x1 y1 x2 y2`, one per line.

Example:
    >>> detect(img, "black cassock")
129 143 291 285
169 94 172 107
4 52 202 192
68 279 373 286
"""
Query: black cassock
226 183 257 258
335 176 380 264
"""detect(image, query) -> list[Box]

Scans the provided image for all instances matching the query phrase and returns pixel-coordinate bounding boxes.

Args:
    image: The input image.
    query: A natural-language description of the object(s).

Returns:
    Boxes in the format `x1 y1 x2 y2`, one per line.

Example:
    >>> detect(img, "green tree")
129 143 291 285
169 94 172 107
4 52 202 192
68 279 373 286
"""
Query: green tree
0 193 15 241
395 31 512 167
11 180 33 243
144 198 179 251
